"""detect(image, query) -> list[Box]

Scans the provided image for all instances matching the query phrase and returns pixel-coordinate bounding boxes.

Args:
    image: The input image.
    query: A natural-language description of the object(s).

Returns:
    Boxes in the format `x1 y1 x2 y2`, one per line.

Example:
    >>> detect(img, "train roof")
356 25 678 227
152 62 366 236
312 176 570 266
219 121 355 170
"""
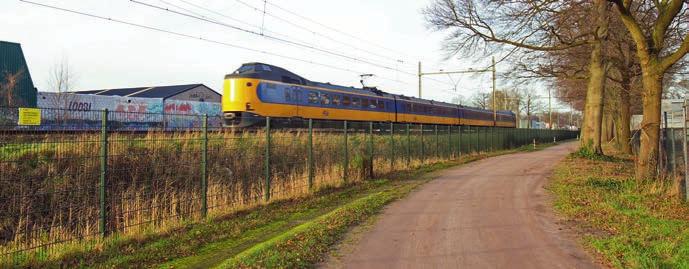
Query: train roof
226 62 514 115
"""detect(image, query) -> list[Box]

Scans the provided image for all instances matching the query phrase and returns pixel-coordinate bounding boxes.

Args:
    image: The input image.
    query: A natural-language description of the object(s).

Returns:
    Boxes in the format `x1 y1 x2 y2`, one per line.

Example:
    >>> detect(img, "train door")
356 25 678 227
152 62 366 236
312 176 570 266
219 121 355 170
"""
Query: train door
293 87 302 117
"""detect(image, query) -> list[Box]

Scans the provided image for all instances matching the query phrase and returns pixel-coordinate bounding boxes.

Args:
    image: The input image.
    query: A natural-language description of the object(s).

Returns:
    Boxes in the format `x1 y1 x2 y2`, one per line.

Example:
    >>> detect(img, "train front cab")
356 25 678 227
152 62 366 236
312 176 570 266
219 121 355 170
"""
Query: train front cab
222 77 265 127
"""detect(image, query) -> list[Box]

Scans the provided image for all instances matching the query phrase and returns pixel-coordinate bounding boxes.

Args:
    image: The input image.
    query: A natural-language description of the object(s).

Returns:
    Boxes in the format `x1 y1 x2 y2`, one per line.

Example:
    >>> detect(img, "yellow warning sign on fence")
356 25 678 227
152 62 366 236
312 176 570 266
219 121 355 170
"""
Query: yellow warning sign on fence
18 108 41 126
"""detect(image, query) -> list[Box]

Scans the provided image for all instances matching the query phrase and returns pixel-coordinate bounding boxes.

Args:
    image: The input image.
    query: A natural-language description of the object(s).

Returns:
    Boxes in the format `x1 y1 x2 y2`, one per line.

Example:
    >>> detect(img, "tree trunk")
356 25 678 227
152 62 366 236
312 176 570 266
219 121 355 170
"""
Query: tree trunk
601 112 611 142
636 69 663 179
581 42 606 154
616 76 632 154
580 0 607 154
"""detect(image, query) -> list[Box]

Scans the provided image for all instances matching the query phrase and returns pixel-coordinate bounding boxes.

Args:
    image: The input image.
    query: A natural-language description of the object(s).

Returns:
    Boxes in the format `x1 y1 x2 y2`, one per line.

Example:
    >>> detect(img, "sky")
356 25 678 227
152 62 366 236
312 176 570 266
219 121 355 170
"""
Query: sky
1 0 568 111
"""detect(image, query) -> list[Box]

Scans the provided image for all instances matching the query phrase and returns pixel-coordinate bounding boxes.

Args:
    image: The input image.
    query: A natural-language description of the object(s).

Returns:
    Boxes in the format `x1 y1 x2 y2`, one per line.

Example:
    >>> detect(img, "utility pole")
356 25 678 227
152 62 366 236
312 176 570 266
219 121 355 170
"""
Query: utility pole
418 59 494 105
418 61 422 98
492 57 497 125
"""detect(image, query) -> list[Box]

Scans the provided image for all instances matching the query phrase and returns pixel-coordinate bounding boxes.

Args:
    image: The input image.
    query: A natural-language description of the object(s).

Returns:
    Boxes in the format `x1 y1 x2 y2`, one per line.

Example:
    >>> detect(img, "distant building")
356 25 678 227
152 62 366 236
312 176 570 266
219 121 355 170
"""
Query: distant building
73 84 221 103
631 99 684 130
0 41 37 107
41 84 221 114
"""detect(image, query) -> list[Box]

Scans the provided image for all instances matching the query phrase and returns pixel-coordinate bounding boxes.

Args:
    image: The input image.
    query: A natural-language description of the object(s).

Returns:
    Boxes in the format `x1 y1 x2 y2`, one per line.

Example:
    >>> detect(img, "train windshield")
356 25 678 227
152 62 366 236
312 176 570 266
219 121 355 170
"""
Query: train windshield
235 65 255 74
234 64 273 74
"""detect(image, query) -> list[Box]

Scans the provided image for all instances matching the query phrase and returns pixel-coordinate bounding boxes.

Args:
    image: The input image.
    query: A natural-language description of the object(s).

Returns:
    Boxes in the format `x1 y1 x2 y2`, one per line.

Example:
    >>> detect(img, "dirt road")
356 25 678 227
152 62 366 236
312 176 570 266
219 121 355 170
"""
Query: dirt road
327 142 598 269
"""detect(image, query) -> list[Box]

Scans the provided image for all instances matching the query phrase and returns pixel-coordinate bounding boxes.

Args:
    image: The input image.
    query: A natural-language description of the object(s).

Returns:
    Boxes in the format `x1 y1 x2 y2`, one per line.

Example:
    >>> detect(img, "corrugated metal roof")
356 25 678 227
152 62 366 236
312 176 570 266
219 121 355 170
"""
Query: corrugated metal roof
73 84 218 99
129 84 201 98
95 87 149 96
0 40 37 107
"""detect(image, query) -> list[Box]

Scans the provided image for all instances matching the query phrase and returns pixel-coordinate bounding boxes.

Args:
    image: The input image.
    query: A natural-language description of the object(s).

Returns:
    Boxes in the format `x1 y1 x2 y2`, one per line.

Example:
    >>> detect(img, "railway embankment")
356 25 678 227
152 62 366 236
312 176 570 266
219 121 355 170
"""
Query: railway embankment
39 143 558 268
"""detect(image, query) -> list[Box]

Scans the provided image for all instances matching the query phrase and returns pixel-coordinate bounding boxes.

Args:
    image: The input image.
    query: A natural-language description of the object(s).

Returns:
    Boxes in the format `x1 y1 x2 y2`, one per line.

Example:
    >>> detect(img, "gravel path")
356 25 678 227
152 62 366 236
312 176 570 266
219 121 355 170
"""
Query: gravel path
326 142 598 269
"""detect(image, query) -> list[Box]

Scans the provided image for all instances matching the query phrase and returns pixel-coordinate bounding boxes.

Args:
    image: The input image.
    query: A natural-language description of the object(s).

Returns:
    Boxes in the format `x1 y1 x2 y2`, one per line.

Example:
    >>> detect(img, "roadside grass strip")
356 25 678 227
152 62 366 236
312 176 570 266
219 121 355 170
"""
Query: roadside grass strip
216 182 421 268
550 152 689 268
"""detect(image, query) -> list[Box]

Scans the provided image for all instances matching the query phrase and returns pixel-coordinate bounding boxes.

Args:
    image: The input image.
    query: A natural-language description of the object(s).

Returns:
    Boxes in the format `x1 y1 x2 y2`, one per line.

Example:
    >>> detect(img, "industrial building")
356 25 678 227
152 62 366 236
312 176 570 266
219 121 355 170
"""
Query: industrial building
73 84 221 103
0 41 37 107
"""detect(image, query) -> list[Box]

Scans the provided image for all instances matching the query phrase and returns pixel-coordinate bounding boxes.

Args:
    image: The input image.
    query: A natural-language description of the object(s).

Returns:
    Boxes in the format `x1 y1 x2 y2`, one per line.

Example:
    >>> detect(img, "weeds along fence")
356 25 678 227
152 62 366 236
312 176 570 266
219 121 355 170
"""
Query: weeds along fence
0 106 578 265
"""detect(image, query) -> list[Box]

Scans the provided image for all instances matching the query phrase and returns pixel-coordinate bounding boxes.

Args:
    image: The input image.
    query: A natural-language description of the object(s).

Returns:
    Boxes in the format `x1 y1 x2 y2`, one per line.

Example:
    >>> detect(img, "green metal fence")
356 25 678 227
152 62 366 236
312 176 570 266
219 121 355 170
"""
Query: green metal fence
0 106 578 265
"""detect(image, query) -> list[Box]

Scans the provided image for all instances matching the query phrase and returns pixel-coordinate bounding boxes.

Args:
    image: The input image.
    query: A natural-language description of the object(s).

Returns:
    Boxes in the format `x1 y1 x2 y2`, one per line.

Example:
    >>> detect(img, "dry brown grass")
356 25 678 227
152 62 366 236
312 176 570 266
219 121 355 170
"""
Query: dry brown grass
0 126 571 265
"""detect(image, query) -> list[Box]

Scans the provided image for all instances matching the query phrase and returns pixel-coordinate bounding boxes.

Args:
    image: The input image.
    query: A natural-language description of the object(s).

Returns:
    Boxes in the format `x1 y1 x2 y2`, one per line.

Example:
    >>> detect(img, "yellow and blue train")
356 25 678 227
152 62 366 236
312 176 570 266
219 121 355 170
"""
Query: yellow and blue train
222 63 516 128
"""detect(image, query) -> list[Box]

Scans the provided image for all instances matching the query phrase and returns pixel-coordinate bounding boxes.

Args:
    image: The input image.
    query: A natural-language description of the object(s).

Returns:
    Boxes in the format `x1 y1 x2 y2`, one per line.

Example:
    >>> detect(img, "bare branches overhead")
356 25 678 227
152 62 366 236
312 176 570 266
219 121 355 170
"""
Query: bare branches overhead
423 0 592 57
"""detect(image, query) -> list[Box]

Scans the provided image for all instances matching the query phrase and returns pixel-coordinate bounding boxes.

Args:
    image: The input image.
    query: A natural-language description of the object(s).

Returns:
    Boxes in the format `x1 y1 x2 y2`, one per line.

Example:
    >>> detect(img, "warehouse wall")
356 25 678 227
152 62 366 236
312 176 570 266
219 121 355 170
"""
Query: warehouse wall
167 85 221 102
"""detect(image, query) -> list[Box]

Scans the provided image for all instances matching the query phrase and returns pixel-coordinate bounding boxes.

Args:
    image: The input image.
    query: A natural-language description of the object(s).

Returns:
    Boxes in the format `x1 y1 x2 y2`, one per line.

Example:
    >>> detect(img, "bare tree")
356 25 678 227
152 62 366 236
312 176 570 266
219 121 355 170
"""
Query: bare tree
0 70 25 107
45 57 78 121
469 92 491 109
607 0 689 179
47 57 77 94
518 89 546 128
423 0 609 154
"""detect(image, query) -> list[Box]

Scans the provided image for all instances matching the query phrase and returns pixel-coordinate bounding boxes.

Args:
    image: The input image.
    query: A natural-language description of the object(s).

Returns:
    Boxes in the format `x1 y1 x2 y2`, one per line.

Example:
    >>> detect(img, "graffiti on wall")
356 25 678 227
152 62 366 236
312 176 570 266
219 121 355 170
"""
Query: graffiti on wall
35 92 222 130
163 100 222 128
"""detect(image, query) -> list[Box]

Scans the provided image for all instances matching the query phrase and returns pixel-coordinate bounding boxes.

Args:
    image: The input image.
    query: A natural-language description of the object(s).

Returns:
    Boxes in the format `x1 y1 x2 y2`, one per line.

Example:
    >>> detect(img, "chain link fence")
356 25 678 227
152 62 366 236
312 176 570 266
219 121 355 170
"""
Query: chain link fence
0 106 578 266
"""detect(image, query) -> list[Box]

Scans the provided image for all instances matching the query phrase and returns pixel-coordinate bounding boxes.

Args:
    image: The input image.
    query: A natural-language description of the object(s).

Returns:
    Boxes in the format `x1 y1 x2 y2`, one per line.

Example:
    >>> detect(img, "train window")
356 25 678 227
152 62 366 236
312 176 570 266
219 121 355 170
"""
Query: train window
369 100 377 109
362 98 369 108
321 93 331 105
405 103 411 112
342 96 351 106
235 65 254 74
332 95 341 106
285 89 291 102
308 92 319 104
282 76 302 84
352 97 361 107
378 100 385 109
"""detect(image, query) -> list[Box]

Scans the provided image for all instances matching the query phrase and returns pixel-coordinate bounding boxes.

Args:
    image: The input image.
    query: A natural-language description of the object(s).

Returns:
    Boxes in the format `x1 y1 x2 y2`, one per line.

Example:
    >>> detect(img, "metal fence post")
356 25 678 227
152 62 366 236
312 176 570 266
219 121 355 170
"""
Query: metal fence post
447 125 451 159
420 124 425 164
369 121 374 179
458 125 462 158
264 117 271 202
490 126 494 151
435 125 439 159
390 122 394 171
671 128 677 176
484 126 488 152
201 114 208 218
406 123 411 166
682 100 689 201
308 119 314 190
480 126 484 152
343 120 348 183
99 109 108 237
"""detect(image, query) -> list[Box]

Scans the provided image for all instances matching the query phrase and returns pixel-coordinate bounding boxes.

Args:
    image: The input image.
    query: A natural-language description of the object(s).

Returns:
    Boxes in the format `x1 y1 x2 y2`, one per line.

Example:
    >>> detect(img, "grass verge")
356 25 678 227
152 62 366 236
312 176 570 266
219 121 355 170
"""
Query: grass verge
42 142 559 268
549 150 689 268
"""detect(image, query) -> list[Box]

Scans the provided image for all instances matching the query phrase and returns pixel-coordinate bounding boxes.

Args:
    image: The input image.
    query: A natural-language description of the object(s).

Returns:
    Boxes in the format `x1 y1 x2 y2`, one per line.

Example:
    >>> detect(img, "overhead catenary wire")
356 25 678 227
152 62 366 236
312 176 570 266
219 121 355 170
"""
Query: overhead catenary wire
264 0 414 60
19 0 414 88
130 0 420 77
143 0 455 89
160 0 417 75
160 0 326 54
232 0 416 69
